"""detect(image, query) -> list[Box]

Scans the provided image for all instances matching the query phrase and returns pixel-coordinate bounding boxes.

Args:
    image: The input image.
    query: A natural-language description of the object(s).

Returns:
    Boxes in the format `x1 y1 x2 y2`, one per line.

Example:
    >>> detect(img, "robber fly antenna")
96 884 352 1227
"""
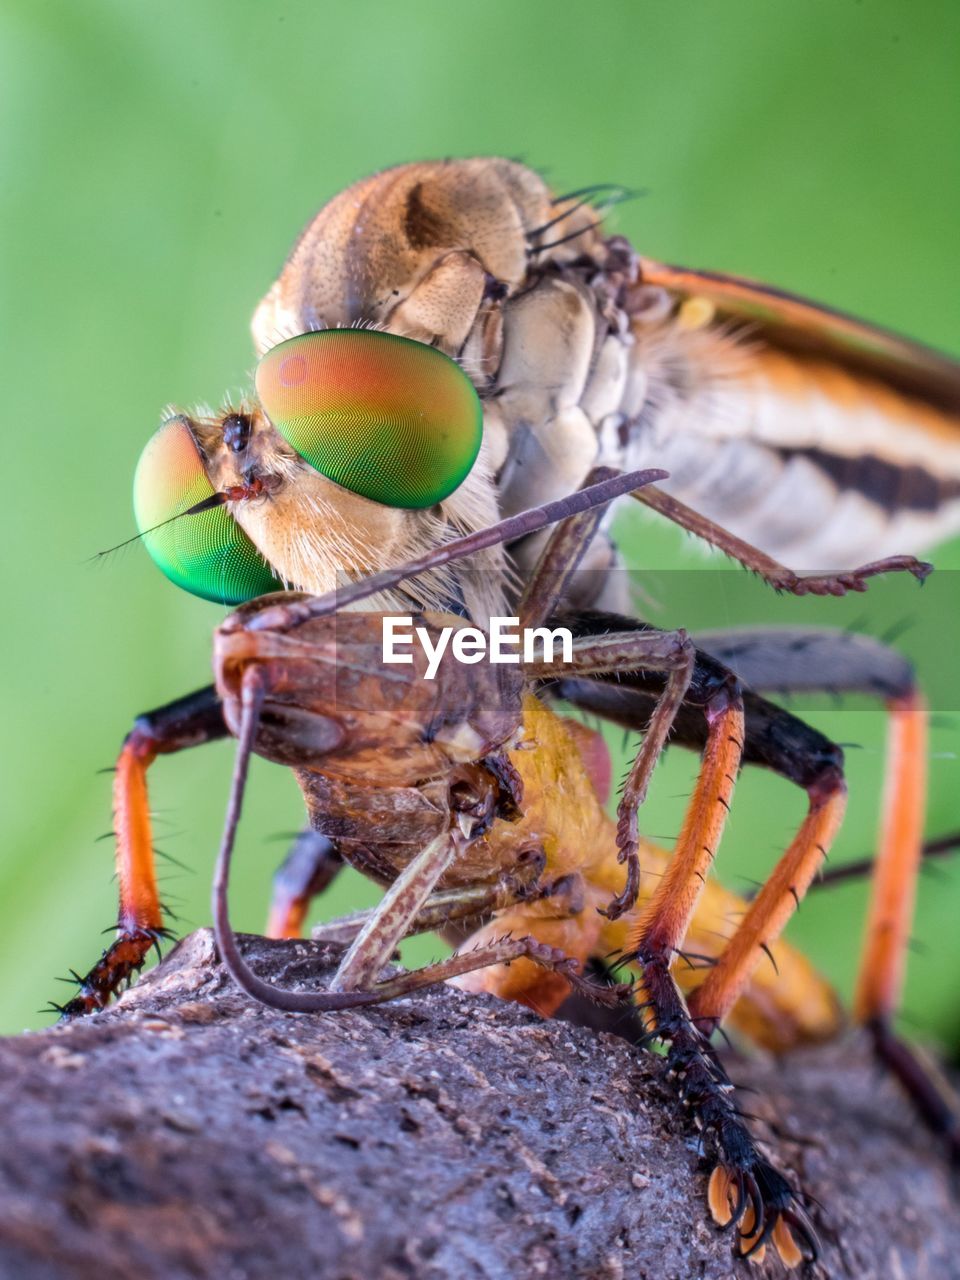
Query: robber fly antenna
90 480 268 565
549 181 640 205
89 492 230 564
246 466 668 633
526 183 645 258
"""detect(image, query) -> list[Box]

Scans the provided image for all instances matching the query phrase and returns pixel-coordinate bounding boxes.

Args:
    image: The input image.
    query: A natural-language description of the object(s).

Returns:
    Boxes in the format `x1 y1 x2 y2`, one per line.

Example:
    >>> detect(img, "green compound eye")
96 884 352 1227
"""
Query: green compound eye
133 416 283 605
255 329 482 509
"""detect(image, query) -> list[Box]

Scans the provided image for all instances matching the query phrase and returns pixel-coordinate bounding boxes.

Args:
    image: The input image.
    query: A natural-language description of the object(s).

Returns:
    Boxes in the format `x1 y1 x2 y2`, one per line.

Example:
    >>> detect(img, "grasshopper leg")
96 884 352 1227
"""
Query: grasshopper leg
309 872 548 949
349 936 627 1010
529 626 696 920
329 832 461 993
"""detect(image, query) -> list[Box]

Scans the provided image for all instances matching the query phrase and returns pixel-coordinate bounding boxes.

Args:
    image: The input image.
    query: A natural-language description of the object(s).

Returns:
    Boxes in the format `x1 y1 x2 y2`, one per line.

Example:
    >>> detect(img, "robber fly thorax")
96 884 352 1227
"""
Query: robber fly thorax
158 156 960 626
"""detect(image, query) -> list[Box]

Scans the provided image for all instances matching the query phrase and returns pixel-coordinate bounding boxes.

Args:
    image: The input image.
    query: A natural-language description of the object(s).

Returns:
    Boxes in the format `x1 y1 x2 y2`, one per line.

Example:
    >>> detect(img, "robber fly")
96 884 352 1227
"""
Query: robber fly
60 160 959 1261
68 464 950 1265
113 153 952 1071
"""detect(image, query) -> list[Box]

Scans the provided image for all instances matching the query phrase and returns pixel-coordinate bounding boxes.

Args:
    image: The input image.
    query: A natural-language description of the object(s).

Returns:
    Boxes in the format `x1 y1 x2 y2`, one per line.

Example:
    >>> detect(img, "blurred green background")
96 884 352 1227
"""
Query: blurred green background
2 0 959 1041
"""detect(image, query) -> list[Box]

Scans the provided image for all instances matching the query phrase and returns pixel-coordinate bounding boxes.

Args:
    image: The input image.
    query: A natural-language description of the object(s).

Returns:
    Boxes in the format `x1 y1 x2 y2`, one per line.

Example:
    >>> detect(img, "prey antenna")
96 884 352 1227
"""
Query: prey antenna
245 466 668 634
211 666 386 1013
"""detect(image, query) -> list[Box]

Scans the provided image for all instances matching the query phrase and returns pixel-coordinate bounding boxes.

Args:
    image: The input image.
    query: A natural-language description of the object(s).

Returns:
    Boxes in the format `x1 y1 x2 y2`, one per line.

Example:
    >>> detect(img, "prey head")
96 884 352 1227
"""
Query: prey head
214 596 524 788
211 466 667 788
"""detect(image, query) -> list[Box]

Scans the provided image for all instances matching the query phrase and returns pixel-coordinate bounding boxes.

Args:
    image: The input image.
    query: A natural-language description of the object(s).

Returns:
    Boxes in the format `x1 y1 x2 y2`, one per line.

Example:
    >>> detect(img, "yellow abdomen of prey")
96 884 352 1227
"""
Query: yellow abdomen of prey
457 695 841 1052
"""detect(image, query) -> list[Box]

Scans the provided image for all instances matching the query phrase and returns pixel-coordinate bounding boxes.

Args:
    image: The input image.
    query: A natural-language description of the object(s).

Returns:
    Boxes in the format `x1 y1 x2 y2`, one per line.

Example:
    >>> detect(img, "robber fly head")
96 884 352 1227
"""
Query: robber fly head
131 160 622 620
133 328 499 609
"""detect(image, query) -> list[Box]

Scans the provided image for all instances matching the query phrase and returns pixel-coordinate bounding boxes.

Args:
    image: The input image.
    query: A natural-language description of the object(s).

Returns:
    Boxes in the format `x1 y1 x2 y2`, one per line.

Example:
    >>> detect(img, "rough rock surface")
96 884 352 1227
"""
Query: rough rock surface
1 930 958 1280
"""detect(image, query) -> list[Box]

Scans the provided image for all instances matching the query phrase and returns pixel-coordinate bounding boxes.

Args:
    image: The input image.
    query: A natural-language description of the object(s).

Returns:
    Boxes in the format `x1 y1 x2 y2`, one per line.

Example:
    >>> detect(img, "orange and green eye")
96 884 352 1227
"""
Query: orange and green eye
133 416 282 604
255 330 482 509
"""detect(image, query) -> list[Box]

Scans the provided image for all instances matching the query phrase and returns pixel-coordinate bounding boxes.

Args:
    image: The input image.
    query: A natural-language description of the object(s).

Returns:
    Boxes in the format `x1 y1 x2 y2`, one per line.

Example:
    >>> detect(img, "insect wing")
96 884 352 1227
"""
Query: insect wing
638 256 960 413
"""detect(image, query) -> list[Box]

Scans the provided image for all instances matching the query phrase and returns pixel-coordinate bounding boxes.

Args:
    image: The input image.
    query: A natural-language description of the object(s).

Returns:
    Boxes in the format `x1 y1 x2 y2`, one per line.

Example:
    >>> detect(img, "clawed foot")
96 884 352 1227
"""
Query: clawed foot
772 555 932 597
635 956 818 1268
554 953 635 1009
670 1029 818 1267
50 927 176 1019
708 1162 817 1268
598 838 641 922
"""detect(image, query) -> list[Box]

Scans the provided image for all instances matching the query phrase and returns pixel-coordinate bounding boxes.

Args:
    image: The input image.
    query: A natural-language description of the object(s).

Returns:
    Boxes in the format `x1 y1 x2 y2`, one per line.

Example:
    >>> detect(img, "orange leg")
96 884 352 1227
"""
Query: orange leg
58 732 168 1016
113 734 162 935
58 686 228 1017
850 692 960 1159
266 831 343 939
625 688 817 1268
853 691 928 1025
631 688 744 963
687 773 847 1034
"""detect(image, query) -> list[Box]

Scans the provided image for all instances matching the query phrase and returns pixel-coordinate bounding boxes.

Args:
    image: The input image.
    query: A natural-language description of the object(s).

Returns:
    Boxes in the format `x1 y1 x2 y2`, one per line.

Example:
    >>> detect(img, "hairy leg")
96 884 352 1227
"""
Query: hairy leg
562 617 958 1165
691 629 957 1158
529 626 696 918
633 483 931 596
60 685 228 1017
